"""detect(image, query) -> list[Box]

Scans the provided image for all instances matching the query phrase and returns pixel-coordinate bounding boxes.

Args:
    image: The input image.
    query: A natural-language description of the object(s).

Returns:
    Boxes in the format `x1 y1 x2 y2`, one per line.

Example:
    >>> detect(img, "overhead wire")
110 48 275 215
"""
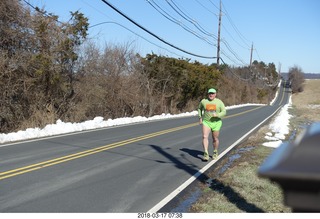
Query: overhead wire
165 0 218 40
100 0 216 59
89 21 189 59
150 0 248 66
82 0 186 58
95 0 255 69
100 0 272 85
193 0 252 67
221 25 251 50
253 45 263 61
219 57 254 81
22 0 64 24
24 0 269 85
220 1 265 66
147 0 216 46
23 0 195 63
220 39 248 65
24 0 204 61
149 0 256 79
149 0 258 82
221 1 251 49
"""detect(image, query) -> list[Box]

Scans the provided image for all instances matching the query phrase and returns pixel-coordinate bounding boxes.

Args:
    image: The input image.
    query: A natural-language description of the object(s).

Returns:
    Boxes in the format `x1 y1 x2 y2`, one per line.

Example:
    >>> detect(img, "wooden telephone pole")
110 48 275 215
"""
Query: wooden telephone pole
217 0 222 66
250 42 253 67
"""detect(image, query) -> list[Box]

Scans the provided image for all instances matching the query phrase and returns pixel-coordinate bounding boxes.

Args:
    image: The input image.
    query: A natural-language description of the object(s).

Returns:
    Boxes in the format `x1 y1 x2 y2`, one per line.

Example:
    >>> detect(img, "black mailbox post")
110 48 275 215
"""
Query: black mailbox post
258 122 320 212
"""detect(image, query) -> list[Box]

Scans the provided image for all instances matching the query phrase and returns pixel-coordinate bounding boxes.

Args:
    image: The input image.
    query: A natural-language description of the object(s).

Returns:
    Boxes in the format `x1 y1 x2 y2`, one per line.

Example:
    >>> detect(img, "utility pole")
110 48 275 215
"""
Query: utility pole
217 0 222 66
278 62 282 79
249 42 253 67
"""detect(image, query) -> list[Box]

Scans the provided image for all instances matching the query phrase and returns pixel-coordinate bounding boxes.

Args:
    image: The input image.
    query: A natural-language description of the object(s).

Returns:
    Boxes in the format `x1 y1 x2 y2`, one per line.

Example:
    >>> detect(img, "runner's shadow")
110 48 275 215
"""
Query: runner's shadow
149 144 265 212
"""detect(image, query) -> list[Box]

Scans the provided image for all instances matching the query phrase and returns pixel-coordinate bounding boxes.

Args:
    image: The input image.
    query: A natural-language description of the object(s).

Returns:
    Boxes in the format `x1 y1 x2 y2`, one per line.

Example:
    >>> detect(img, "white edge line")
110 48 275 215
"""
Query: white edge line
147 105 283 213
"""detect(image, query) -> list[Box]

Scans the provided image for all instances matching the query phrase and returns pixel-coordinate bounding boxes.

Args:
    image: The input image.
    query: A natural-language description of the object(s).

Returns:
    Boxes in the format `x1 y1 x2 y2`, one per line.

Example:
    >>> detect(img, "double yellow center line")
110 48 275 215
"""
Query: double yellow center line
0 123 197 181
0 106 264 181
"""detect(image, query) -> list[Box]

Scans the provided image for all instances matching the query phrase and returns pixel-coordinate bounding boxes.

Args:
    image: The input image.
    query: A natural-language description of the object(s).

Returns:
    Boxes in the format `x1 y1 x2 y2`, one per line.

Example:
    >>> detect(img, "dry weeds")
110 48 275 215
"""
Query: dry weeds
291 79 320 122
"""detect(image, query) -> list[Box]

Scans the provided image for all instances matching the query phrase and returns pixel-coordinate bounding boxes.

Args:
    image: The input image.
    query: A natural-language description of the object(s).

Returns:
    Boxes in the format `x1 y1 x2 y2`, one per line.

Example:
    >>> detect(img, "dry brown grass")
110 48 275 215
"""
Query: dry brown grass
291 79 320 122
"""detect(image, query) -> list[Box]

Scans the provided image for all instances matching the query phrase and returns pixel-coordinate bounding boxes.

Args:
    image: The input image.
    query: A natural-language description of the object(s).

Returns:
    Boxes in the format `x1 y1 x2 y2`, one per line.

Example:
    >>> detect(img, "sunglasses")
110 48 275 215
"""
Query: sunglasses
208 93 216 95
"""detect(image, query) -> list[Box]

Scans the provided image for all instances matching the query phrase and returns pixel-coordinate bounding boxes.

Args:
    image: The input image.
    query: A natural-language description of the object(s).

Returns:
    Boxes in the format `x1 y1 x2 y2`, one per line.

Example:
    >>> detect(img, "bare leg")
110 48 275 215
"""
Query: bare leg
202 125 211 154
212 131 220 150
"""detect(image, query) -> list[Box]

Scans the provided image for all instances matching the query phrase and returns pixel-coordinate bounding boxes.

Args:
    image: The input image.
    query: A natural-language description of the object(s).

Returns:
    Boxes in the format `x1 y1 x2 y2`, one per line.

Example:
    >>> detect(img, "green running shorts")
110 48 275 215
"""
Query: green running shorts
203 120 222 131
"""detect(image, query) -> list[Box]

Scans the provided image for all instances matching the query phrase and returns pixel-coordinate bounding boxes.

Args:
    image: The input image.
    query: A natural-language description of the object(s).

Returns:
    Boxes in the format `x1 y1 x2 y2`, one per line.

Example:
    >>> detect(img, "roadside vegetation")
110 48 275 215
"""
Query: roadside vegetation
187 79 320 213
1 0 281 134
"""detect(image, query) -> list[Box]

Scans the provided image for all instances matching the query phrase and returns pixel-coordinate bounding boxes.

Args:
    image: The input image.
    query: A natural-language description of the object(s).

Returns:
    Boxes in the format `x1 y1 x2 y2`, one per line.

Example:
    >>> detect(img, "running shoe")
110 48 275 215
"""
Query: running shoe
203 151 209 161
212 150 218 159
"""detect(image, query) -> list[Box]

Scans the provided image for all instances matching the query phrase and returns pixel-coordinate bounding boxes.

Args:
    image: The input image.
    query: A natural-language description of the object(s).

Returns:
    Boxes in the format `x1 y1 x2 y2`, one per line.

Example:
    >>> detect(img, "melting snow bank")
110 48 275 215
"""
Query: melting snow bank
0 103 265 144
262 96 292 148
0 112 195 144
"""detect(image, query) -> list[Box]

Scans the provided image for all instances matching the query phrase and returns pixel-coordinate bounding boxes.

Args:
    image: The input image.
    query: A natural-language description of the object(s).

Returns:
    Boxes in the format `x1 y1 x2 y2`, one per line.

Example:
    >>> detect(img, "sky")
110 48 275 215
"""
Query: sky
24 0 320 74
0 86 291 149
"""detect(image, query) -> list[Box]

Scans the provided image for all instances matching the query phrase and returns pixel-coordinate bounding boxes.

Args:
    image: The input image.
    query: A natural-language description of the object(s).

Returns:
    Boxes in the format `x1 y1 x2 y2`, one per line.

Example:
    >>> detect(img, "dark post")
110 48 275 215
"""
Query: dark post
216 0 221 66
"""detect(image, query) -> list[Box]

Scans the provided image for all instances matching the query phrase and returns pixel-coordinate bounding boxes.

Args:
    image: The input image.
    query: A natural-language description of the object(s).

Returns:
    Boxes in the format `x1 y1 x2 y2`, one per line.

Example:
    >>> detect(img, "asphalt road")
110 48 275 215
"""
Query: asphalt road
0 83 290 213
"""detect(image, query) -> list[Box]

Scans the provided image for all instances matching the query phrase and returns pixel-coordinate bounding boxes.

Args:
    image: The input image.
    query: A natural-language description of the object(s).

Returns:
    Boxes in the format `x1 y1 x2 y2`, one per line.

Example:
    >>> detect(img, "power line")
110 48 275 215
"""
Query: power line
221 39 248 65
89 21 189 58
100 0 216 59
147 0 216 46
97 1 269 83
221 2 251 48
23 0 213 60
165 0 218 40
99 0 256 65
24 0 263 74
22 0 64 24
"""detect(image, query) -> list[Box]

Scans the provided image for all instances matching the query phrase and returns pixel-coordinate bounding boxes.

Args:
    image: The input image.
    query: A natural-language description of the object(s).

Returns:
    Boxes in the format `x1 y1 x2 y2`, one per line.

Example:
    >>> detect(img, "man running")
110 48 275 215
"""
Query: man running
198 88 226 161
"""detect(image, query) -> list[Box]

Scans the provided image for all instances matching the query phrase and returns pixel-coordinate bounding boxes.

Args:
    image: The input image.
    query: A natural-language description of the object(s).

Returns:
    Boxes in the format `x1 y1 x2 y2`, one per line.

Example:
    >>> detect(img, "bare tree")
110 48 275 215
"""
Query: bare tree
73 41 143 120
288 65 305 93
0 0 89 132
0 0 34 132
